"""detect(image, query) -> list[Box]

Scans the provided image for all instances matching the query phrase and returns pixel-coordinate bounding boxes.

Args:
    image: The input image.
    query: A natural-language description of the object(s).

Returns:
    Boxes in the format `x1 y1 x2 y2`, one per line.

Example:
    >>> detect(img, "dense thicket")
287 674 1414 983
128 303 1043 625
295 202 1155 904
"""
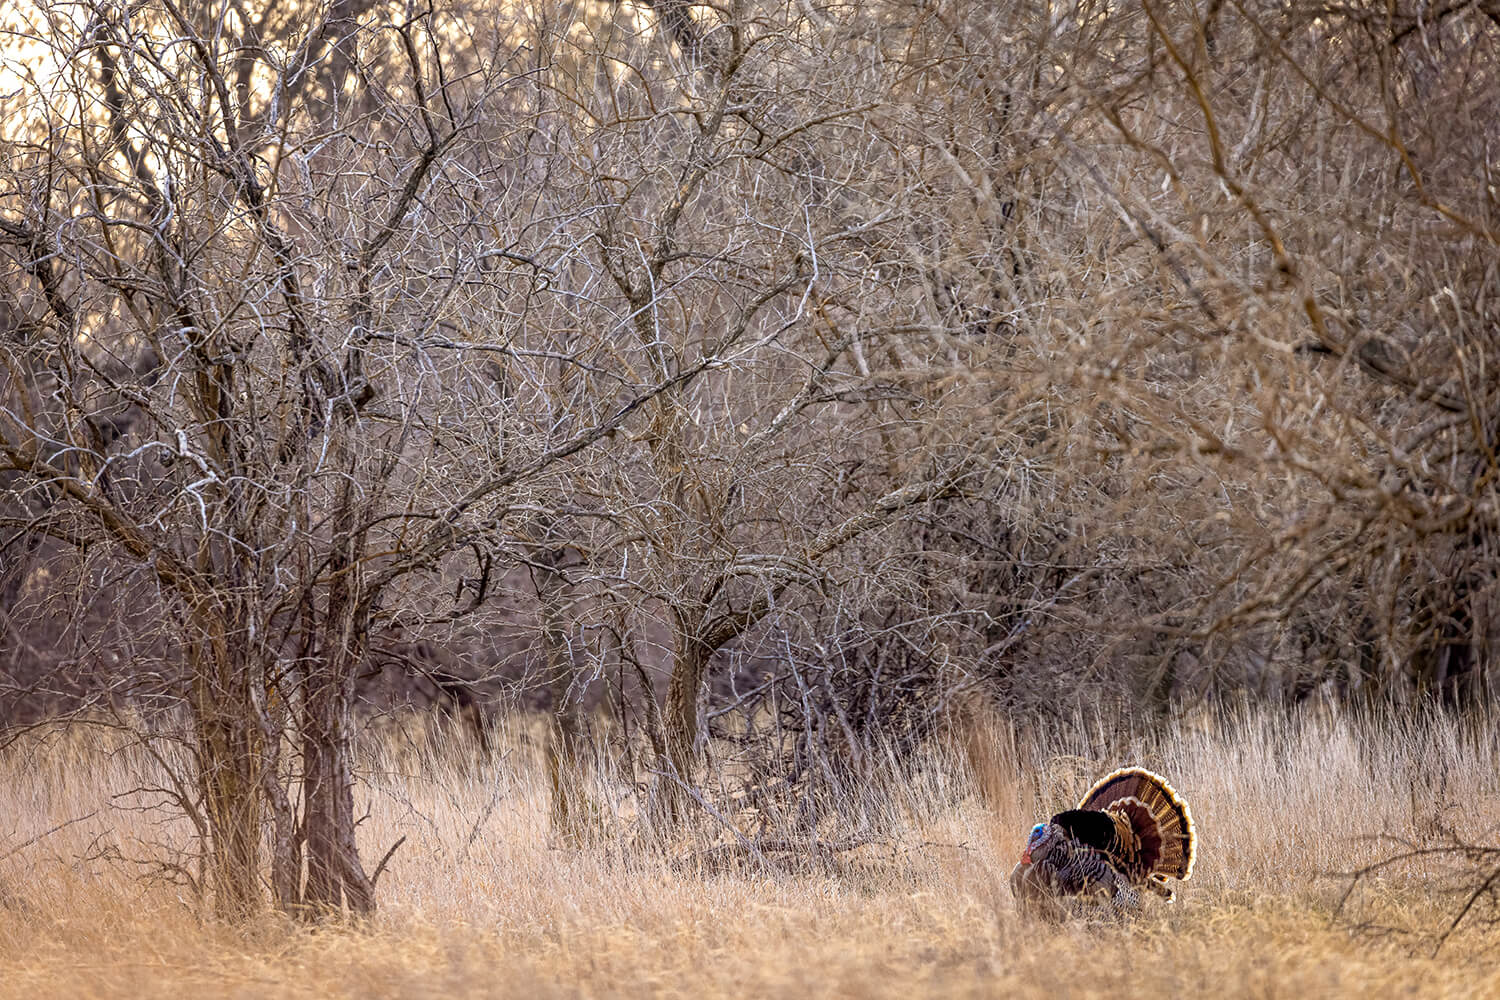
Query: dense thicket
2 0 1497 913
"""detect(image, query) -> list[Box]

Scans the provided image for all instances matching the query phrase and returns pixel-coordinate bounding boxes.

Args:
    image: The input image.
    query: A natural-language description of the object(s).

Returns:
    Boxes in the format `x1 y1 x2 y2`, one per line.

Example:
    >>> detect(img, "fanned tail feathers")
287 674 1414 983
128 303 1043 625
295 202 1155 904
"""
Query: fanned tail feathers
1077 767 1195 882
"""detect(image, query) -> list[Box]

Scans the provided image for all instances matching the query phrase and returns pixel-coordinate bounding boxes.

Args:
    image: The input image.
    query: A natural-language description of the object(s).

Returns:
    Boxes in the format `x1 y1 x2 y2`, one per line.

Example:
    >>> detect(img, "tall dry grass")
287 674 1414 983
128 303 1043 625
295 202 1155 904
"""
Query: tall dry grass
0 706 1497 999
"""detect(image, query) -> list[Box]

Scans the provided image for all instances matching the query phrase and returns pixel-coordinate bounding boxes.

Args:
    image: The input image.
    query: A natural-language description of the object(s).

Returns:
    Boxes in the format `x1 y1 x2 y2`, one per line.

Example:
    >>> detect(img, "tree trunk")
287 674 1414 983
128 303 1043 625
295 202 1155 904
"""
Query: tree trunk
259 689 301 911
189 615 264 919
659 635 709 822
539 548 593 843
302 481 375 915
302 670 372 914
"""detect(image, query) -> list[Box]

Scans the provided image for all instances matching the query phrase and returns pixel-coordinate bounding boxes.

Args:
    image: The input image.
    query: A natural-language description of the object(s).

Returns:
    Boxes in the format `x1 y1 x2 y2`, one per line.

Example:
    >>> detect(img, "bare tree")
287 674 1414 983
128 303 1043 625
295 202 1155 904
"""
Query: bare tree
0 0 698 912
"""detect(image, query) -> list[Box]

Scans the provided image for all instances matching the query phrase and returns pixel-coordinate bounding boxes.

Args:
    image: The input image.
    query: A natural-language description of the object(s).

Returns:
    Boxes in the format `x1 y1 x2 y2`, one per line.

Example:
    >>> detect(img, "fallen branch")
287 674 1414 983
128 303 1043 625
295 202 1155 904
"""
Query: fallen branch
648 768 781 875
370 835 409 888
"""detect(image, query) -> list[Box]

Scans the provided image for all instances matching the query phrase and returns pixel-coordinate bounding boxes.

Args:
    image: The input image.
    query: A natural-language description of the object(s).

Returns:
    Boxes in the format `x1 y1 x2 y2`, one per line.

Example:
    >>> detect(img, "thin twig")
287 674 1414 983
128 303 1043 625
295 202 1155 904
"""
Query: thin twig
0 811 99 865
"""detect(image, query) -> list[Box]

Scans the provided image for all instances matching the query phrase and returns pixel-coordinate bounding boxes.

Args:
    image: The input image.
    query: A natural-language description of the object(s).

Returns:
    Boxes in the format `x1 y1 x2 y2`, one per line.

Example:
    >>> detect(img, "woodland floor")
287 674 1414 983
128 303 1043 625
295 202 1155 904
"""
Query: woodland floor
1 708 1497 999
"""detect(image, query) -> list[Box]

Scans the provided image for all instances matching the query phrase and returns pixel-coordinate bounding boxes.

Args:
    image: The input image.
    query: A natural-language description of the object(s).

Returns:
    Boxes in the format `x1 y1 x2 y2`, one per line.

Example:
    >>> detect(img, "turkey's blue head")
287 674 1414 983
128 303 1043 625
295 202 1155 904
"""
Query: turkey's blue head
1022 822 1047 864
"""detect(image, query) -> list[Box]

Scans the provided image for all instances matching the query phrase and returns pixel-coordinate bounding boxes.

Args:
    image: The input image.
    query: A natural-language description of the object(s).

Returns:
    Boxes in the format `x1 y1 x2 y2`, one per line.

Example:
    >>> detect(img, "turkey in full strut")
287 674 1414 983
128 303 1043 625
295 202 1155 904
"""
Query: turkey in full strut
1009 766 1195 917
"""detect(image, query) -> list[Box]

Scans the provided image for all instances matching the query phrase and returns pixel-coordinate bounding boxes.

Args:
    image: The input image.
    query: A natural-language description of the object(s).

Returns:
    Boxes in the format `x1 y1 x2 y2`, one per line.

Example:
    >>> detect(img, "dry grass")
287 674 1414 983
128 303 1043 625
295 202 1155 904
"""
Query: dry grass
1 706 1498 999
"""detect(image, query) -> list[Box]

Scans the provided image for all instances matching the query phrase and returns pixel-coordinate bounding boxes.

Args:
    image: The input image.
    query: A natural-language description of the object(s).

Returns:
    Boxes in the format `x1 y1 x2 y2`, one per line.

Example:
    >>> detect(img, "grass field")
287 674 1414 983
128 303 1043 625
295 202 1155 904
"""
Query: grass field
1 706 1497 999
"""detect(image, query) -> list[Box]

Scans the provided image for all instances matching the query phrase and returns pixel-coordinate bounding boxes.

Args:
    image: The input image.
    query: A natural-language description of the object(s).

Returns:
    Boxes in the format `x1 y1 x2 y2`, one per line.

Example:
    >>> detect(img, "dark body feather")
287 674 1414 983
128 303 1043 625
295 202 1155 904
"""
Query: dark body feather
1048 809 1120 853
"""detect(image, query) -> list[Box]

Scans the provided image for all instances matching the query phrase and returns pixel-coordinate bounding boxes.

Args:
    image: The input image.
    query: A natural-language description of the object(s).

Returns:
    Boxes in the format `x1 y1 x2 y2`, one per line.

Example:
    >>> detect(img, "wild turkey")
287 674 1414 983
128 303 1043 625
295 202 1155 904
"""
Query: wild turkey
1009 766 1195 917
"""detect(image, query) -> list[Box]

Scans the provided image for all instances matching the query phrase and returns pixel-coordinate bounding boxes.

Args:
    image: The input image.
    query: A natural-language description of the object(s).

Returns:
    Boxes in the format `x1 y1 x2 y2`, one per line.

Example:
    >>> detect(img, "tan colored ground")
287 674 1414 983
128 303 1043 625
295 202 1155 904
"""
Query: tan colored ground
1 709 1496 998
